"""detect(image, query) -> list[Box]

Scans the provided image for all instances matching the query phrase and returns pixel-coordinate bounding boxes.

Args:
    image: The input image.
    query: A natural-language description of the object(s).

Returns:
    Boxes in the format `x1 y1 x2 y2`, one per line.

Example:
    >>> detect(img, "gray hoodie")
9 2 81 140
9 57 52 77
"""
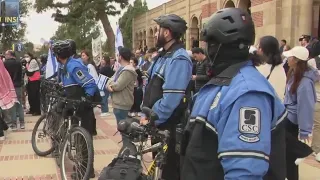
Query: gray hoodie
284 67 320 137
107 65 137 110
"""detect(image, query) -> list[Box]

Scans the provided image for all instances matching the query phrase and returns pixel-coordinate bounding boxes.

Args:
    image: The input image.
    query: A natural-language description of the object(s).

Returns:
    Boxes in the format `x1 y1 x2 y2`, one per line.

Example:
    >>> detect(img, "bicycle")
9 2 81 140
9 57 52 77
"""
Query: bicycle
32 93 94 180
116 107 170 180
31 80 64 157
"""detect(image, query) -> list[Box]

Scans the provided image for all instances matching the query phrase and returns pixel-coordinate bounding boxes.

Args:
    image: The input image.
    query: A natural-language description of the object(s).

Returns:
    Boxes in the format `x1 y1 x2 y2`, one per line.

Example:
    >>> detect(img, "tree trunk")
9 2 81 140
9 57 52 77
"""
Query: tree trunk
97 10 115 56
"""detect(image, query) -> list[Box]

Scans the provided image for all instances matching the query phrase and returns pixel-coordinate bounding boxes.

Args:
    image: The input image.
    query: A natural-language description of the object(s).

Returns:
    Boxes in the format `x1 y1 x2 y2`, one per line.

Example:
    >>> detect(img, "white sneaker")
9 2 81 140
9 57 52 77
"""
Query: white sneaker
137 112 143 117
295 158 305 165
0 136 5 141
100 113 111 117
316 152 320 162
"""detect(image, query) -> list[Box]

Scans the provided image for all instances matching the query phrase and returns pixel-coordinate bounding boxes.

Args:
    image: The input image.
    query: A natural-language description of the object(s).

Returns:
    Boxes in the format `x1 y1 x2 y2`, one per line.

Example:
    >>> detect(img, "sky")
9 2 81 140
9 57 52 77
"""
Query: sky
24 0 170 44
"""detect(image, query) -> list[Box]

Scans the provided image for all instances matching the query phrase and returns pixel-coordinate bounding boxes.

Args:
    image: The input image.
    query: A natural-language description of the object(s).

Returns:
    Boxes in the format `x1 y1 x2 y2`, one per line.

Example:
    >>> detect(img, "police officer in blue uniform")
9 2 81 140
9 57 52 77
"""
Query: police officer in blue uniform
52 40 97 178
141 14 192 180
181 8 287 180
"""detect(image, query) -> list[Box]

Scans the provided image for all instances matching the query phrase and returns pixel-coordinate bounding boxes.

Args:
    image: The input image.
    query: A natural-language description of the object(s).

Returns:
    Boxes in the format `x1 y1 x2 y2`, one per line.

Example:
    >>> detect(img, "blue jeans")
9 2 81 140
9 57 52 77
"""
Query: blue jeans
101 90 109 113
113 108 129 141
12 87 24 123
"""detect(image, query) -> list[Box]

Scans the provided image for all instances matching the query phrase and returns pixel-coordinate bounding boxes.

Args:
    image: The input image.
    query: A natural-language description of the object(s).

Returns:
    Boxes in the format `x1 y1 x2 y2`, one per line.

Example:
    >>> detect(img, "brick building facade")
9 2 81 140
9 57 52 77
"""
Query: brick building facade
133 0 318 50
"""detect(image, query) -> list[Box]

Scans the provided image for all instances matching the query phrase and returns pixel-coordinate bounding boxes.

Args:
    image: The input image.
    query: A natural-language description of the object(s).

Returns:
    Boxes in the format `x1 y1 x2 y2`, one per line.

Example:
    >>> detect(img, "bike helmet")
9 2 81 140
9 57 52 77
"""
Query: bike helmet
154 14 187 38
66 39 76 55
201 8 255 45
52 40 72 59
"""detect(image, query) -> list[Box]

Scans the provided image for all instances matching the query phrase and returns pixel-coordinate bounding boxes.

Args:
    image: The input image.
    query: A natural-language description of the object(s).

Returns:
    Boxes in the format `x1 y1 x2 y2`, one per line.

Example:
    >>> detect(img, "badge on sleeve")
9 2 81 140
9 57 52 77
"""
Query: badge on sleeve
238 107 261 143
76 70 85 80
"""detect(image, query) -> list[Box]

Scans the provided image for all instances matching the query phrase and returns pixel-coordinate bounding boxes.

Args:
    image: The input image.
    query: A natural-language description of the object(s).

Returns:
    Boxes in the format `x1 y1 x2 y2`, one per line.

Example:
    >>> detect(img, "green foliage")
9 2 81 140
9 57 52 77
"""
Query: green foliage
23 41 34 53
51 9 101 53
34 0 130 55
1 0 31 51
119 0 148 48
34 44 49 57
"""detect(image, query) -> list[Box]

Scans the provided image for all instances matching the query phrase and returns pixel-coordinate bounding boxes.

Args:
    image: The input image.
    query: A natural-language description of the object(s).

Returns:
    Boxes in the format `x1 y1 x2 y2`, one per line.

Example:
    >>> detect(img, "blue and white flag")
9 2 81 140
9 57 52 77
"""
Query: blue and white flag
114 24 124 71
45 48 58 79
115 25 124 55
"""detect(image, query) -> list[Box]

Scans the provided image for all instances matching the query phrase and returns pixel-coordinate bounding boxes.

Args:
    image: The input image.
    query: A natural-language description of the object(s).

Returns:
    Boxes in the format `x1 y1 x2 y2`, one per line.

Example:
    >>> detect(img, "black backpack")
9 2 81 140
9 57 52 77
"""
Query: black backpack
98 157 146 180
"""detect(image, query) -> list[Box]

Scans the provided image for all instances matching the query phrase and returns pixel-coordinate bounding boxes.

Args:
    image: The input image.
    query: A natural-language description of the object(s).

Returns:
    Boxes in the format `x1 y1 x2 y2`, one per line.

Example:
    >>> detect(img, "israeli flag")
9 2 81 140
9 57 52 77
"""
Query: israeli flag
114 24 124 71
45 48 58 79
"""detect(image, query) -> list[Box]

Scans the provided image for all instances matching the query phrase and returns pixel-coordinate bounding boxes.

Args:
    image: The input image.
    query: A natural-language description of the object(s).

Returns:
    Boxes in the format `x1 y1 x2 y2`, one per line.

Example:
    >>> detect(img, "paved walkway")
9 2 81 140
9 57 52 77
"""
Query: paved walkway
0 108 320 179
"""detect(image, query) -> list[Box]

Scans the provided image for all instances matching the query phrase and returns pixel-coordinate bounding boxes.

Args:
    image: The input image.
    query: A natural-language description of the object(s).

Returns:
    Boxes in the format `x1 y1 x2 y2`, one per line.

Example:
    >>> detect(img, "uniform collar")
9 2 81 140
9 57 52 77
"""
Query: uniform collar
159 42 184 58
207 60 251 86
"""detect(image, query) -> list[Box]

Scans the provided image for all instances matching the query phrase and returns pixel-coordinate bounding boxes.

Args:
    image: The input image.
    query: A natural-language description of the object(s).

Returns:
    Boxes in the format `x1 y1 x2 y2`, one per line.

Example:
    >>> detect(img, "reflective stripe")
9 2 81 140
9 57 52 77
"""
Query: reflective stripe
218 151 269 161
154 73 164 80
163 89 185 94
82 78 94 87
189 116 218 134
63 84 78 87
271 109 288 131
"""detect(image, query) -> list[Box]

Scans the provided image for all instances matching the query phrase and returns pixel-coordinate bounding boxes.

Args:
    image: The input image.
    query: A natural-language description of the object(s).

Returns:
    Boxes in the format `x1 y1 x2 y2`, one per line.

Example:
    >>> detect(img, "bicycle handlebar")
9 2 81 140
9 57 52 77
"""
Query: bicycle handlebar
47 94 92 105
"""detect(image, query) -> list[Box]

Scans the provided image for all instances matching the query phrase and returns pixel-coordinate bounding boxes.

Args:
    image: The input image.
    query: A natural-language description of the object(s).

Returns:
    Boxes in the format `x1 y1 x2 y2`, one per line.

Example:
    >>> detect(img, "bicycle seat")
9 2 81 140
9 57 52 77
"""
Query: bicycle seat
118 118 148 142
117 118 140 134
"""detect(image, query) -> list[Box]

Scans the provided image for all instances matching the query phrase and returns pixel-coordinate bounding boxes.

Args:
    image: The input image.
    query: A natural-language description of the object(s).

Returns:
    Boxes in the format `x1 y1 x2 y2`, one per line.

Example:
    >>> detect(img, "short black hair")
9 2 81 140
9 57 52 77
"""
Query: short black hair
131 57 139 65
281 39 286 44
147 47 157 53
191 47 204 54
119 47 132 61
299 35 311 42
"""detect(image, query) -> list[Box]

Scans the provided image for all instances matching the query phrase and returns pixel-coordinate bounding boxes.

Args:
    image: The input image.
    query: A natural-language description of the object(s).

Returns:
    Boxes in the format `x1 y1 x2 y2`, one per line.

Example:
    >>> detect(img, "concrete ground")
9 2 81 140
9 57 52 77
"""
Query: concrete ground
0 107 319 180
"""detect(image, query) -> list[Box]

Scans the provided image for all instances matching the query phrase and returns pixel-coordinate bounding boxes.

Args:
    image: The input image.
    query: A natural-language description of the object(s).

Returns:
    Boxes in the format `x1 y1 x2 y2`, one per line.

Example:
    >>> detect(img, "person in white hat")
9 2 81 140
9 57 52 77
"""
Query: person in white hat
283 46 318 180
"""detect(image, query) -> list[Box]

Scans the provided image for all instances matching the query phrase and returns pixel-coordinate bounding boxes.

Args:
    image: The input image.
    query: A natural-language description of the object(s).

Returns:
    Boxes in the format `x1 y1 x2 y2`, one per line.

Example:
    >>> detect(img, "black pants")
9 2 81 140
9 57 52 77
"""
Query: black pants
76 105 95 172
0 113 8 136
285 119 313 180
130 87 143 113
151 122 180 180
27 80 41 114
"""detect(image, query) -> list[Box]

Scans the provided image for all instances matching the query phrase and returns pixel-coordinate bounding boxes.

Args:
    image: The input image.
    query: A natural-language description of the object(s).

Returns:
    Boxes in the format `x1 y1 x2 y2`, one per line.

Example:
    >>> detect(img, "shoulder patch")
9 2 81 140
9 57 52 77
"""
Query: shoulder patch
76 70 85 80
238 107 261 143
210 91 221 110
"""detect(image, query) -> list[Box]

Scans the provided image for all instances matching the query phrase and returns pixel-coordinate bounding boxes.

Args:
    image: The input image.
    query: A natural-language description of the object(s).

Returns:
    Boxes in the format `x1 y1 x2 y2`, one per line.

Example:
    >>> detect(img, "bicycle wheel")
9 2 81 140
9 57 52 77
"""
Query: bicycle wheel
31 114 55 156
60 126 94 180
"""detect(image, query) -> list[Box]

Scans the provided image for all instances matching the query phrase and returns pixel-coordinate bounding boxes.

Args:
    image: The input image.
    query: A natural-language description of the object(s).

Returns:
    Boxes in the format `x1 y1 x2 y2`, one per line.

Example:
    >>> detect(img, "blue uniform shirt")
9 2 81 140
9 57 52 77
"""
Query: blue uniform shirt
146 47 192 125
61 57 97 96
190 61 287 179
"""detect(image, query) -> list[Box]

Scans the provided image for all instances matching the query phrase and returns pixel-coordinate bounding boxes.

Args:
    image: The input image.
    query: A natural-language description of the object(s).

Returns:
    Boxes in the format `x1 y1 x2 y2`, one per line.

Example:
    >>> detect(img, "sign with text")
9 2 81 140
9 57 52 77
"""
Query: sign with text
0 0 19 26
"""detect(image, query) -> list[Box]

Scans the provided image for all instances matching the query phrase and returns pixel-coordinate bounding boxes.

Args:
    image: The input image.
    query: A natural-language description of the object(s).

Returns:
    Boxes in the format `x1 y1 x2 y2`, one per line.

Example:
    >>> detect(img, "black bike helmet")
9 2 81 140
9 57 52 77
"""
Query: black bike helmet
201 8 255 45
154 14 187 38
66 39 76 55
52 40 72 59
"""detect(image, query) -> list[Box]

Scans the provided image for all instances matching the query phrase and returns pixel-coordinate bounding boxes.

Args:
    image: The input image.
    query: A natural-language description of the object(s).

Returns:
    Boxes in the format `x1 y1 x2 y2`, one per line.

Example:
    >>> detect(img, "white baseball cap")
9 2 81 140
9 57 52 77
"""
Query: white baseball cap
282 46 309 61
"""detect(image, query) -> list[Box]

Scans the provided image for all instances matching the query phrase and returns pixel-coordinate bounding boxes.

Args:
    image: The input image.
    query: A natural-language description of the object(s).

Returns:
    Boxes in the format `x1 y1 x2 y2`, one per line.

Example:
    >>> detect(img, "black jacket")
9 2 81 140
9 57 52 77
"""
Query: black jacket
195 58 210 92
4 58 23 87
99 66 114 78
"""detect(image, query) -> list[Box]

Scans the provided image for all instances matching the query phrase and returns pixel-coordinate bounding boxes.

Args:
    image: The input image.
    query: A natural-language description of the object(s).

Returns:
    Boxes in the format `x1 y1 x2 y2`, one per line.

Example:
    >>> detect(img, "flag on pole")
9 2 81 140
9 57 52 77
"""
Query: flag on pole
114 24 124 71
45 47 58 79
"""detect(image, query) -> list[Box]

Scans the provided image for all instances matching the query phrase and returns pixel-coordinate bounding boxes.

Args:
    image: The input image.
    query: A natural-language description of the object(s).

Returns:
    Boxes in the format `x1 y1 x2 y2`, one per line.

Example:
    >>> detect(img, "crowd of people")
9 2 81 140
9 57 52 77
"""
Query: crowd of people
0 7 320 180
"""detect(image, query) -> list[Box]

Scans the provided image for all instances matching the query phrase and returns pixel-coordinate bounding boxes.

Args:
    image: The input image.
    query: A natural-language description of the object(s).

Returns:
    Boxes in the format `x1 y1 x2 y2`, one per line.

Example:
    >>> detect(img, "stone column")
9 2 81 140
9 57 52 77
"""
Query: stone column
312 5 320 37
298 0 313 36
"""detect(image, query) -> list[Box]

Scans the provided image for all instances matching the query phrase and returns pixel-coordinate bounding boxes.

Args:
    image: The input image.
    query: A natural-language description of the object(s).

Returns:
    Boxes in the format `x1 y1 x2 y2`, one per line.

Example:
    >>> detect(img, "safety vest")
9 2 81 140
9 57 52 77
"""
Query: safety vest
26 63 40 81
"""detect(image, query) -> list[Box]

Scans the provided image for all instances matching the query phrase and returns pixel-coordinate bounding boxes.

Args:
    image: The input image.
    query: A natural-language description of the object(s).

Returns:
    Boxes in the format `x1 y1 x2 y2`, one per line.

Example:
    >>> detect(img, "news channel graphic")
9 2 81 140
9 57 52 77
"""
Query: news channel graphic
0 0 19 26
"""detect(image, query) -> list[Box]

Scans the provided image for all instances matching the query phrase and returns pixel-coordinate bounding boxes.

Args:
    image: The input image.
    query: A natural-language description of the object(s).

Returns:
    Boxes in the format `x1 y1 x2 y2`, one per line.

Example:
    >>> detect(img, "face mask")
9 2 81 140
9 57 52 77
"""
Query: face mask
25 57 30 62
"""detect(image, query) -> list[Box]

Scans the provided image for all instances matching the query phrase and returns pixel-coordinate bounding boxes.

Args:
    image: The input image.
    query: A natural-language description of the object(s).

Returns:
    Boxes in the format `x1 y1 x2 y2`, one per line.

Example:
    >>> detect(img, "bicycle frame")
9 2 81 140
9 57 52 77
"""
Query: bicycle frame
146 144 168 177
